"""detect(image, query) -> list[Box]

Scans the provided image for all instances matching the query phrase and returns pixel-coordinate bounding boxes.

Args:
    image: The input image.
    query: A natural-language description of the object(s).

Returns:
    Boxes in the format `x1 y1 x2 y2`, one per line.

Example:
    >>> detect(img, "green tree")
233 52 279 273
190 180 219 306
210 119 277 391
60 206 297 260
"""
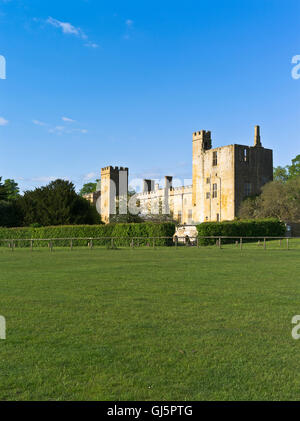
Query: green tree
273 155 300 182
16 179 101 226
4 179 20 200
0 177 8 201
288 155 300 179
237 195 258 219
79 181 100 196
239 177 300 222
0 201 22 227
273 166 289 182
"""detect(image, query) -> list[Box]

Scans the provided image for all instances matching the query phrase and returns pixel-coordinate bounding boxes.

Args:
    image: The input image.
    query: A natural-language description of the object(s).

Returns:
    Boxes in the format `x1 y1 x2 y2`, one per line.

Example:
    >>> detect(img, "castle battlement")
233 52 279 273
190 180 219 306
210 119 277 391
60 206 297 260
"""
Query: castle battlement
101 166 128 172
193 130 211 138
172 185 192 192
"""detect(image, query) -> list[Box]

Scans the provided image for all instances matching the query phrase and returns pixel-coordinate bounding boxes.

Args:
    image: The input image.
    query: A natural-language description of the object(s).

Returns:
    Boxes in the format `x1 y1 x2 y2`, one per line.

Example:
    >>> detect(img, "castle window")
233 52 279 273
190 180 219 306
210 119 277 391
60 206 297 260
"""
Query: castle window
244 182 252 197
213 151 218 166
216 213 220 222
242 148 249 163
212 183 218 198
188 209 192 222
206 192 210 199
206 177 210 184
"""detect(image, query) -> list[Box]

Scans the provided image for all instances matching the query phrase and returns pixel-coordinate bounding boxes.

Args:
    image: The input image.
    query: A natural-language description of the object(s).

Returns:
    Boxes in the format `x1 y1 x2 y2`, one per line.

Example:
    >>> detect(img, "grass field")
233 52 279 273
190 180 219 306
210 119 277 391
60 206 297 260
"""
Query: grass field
0 243 300 401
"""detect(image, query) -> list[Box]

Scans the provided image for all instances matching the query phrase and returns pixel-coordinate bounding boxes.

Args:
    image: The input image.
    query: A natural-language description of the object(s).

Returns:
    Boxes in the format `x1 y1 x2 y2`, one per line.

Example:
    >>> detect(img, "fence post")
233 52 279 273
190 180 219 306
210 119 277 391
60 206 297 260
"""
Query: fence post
219 237 222 249
111 238 114 248
174 236 178 249
287 238 289 250
264 238 266 250
90 239 93 250
30 240 33 251
11 240 14 252
240 238 243 250
50 241 53 252
153 238 155 249
197 237 199 248
70 239 73 251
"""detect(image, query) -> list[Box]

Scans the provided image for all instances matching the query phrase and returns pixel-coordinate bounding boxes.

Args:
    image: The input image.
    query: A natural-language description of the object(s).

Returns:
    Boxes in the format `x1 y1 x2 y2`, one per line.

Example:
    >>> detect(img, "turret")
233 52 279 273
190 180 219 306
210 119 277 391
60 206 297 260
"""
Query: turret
192 130 212 151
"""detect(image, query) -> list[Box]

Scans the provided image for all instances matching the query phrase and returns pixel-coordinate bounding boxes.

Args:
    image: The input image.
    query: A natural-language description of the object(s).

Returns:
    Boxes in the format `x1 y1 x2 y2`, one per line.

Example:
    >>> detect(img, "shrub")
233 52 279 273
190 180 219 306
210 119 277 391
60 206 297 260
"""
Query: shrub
196 218 286 245
0 222 176 248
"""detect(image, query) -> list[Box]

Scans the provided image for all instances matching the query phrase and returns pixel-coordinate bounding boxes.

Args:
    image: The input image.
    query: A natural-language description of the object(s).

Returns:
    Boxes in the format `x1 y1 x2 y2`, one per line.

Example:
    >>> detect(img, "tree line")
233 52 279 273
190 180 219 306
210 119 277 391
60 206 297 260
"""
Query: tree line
0 178 100 227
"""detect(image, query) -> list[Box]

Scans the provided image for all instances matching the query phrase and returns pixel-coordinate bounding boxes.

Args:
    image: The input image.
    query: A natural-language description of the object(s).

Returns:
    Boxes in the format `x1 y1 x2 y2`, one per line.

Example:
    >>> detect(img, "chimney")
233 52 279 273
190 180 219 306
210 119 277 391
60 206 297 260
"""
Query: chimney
165 176 173 190
254 125 262 147
143 179 154 193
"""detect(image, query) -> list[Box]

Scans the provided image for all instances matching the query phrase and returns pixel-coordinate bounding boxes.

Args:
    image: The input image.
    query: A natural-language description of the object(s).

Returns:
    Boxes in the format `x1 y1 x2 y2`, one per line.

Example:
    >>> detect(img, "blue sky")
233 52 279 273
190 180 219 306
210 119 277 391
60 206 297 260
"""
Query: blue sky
0 0 299 192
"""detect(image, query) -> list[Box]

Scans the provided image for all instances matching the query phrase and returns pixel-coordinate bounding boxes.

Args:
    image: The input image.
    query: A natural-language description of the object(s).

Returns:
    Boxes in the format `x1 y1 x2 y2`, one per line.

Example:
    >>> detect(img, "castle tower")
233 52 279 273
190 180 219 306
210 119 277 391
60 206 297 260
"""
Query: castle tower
192 130 212 223
100 166 128 223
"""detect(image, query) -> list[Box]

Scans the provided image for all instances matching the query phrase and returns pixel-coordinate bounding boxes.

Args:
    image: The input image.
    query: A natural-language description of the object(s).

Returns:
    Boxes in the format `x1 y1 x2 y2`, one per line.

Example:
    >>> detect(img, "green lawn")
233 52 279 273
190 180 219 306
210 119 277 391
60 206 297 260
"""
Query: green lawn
0 244 300 401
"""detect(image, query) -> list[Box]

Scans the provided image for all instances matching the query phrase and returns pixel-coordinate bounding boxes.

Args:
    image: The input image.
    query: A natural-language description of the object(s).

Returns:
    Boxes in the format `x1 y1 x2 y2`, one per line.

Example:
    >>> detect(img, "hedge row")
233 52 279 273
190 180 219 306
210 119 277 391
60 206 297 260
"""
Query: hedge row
196 218 286 245
0 223 176 248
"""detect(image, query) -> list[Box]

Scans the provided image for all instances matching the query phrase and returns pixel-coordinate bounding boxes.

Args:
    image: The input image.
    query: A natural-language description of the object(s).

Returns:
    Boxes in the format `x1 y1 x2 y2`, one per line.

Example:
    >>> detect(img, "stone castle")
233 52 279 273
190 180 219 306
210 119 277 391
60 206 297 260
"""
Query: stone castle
85 126 273 224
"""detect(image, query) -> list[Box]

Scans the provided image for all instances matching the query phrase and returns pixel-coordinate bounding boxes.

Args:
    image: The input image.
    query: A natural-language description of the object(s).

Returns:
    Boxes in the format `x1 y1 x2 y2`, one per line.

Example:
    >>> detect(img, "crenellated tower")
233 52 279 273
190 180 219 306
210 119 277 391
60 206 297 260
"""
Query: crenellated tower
192 130 212 223
100 166 128 223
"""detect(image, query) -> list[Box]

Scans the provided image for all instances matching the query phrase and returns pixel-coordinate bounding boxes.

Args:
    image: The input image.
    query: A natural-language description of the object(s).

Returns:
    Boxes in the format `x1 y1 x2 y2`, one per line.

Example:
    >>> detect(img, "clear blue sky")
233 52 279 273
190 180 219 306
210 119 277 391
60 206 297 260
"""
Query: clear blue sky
0 0 299 192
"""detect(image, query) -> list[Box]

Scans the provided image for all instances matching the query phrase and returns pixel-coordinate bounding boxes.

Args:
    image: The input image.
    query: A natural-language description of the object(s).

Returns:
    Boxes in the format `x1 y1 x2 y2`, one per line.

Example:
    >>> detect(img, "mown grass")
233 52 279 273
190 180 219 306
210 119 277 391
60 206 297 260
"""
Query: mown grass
0 244 300 401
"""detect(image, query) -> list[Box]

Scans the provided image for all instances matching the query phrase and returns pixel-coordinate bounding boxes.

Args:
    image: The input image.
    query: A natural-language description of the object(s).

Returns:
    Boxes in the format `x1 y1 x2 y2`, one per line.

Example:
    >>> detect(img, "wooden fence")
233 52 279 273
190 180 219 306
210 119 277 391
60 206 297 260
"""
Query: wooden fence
0 236 299 251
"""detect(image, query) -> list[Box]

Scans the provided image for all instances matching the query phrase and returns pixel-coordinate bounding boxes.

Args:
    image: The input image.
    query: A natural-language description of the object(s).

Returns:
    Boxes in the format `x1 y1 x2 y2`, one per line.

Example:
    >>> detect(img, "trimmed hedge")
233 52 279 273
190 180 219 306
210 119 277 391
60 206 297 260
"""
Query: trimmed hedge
196 218 286 245
0 222 176 248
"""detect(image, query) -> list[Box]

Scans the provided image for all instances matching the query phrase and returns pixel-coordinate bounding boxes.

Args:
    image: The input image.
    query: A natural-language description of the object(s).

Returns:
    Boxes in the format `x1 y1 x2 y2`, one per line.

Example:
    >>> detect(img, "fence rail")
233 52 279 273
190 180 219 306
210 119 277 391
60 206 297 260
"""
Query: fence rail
0 236 299 251
1 236 300 240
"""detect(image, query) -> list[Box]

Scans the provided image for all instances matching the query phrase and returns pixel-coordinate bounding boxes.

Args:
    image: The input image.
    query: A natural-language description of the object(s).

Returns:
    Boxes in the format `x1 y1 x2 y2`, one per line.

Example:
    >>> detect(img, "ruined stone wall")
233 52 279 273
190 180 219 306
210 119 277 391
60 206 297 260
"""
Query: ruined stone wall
234 145 273 216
